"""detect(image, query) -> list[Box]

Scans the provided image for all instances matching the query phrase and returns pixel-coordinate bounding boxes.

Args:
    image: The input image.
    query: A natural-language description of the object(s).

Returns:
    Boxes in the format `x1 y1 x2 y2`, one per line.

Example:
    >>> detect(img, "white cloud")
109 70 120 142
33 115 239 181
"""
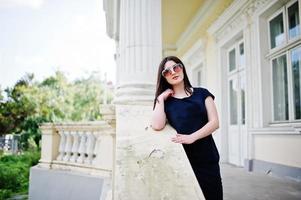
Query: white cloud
0 0 44 9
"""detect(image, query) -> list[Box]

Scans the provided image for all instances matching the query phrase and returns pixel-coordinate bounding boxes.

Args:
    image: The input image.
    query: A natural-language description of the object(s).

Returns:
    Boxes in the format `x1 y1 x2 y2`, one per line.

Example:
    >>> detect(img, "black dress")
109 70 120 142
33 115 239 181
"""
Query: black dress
164 87 223 200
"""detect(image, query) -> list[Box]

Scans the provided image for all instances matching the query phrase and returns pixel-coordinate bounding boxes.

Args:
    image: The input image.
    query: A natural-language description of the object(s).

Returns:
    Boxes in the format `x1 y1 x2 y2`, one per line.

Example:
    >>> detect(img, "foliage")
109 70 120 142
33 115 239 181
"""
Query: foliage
0 151 41 200
0 71 113 149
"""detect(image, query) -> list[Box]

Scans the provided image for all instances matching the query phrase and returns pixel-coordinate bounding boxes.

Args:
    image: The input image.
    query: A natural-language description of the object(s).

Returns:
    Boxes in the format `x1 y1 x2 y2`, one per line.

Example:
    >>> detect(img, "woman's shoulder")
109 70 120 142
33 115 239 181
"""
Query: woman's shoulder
192 86 206 92
193 86 212 92
193 86 215 100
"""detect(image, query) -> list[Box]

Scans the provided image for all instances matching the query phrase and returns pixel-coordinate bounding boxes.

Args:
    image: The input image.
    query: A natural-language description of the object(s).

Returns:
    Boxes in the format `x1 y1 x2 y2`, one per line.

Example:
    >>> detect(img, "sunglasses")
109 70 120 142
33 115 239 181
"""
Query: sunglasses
161 63 183 77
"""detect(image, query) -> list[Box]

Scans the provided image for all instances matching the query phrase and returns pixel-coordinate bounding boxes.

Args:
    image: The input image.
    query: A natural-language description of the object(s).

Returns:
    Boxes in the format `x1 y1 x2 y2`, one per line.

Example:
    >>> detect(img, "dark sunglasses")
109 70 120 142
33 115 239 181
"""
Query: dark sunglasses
161 63 183 77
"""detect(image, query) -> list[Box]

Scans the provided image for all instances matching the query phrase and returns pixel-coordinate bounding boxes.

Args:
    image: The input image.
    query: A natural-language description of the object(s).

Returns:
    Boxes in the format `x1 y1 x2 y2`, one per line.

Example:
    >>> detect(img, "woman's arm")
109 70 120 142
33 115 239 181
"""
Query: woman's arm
171 96 219 144
151 96 167 131
151 89 174 131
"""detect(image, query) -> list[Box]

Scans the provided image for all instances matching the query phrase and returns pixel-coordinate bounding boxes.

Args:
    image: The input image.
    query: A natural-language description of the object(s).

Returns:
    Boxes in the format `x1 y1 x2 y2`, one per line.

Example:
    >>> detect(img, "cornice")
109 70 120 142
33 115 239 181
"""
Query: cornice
207 0 271 42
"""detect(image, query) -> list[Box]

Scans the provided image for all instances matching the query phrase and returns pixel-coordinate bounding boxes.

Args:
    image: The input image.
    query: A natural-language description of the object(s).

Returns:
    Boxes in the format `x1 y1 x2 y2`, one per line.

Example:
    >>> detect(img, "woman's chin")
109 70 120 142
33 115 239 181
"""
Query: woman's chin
169 79 184 85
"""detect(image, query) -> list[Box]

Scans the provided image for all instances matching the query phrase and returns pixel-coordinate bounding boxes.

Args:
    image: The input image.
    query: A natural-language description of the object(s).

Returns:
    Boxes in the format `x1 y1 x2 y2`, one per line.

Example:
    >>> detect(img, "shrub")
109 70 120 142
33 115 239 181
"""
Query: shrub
0 151 40 199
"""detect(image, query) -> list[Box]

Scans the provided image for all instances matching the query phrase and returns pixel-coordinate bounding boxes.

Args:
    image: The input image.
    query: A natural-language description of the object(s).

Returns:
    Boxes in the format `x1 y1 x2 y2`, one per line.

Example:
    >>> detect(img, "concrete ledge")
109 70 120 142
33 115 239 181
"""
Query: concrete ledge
245 159 301 182
29 166 109 200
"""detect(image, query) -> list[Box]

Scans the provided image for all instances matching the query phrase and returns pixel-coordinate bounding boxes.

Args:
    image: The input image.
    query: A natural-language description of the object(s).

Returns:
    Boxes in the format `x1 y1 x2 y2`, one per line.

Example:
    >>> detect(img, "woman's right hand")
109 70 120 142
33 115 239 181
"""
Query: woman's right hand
158 89 174 101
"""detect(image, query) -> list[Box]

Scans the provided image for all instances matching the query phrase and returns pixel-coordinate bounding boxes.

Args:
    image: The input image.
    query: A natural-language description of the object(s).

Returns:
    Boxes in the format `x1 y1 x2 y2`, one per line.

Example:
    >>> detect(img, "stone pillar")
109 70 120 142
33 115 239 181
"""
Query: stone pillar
39 124 60 168
115 0 162 104
111 1 205 199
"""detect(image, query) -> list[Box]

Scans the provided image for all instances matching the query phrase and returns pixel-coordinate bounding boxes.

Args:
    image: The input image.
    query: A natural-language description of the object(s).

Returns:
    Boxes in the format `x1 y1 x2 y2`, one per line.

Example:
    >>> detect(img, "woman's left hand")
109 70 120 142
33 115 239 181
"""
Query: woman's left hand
171 133 197 144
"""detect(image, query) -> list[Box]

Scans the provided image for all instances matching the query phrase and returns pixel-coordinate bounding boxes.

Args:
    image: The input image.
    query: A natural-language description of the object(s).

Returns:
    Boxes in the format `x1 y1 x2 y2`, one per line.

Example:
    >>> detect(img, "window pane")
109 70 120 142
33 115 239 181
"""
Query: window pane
229 48 236 71
288 1 300 39
230 80 238 124
270 13 285 48
241 90 246 124
197 71 201 86
291 46 301 119
240 76 246 125
239 43 245 67
272 55 288 121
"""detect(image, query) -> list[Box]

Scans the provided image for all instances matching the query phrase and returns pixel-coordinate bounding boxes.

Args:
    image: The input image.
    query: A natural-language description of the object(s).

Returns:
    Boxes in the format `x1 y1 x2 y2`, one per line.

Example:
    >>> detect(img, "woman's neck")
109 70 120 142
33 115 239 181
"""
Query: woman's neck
172 82 188 97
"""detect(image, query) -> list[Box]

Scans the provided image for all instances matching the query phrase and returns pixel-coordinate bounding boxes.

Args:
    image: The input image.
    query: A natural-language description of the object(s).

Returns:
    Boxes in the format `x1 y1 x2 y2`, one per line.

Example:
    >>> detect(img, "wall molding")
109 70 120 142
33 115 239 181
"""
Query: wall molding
208 0 271 42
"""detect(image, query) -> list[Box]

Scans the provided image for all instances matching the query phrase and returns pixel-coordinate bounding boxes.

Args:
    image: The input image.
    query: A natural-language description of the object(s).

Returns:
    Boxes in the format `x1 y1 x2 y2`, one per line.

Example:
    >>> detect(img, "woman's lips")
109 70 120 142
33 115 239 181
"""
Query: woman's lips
172 76 179 80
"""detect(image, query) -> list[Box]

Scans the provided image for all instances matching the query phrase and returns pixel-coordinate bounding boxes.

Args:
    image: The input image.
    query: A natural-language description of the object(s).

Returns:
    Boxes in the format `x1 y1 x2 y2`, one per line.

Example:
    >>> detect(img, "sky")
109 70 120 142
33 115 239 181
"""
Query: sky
0 0 116 89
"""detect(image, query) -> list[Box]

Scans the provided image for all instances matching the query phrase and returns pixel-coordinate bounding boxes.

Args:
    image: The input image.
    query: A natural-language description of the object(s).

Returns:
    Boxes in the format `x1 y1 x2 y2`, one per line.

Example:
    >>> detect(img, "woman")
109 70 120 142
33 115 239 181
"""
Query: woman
151 56 223 200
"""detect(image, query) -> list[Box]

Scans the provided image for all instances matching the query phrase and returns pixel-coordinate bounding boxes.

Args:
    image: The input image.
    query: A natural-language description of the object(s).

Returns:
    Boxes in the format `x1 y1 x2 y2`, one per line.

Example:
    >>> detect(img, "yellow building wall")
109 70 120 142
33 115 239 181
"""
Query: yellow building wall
254 134 301 168
205 34 219 89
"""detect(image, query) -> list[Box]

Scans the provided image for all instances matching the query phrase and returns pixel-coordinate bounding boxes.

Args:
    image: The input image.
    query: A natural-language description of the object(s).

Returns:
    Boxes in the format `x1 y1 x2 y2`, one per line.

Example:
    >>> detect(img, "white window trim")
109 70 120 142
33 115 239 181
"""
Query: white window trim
265 37 301 59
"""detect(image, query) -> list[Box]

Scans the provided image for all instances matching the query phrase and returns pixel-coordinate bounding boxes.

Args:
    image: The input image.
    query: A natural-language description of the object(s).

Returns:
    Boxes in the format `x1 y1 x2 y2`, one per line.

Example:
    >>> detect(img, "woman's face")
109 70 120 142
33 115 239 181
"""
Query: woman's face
163 60 184 85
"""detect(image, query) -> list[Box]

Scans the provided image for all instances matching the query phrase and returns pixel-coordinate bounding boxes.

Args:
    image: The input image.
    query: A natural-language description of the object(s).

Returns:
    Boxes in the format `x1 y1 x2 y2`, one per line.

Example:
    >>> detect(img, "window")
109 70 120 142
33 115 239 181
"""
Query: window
227 40 245 125
269 12 285 48
192 65 202 86
230 79 238 124
268 0 301 122
268 0 300 49
240 74 246 125
272 54 288 121
291 46 301 119
287 1 300 39
239 42 245 67
197 70 201 86
229 48 236 71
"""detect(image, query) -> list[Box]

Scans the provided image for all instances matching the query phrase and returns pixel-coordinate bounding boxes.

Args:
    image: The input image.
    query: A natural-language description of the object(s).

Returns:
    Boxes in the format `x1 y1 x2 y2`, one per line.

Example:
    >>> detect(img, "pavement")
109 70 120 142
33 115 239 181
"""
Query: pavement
9 163 301 200
221 164 301 200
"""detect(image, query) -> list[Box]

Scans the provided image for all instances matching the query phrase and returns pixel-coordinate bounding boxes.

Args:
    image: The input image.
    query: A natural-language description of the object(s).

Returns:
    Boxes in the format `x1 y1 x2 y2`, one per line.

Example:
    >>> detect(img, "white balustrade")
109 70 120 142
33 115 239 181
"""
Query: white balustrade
39 119 115 176
92 131 102 166
85 131 96 165
56 130 66 161
77 132 87 164
63 131 73 162
70 131 80 163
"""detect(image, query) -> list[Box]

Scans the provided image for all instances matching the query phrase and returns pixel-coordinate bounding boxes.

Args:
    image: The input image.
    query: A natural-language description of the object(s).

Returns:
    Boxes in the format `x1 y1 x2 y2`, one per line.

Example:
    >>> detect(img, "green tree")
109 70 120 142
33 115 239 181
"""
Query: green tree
0 71 112 150
0 74 36 137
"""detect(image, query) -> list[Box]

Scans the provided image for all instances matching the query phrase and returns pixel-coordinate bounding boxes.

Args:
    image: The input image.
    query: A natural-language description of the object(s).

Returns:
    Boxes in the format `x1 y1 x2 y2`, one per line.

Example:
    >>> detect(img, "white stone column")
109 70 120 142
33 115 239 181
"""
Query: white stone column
105 0 204 199
115 0 162 104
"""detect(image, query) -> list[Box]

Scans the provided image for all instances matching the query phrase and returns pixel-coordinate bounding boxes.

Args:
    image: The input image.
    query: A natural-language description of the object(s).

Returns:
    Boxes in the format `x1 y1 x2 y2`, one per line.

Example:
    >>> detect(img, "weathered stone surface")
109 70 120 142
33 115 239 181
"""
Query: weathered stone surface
114 104 204 200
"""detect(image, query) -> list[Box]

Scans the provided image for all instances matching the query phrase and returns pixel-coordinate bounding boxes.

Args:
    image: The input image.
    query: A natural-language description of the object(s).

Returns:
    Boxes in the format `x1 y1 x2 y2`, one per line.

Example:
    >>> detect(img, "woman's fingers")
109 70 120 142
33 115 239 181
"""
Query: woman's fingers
171 134 183 143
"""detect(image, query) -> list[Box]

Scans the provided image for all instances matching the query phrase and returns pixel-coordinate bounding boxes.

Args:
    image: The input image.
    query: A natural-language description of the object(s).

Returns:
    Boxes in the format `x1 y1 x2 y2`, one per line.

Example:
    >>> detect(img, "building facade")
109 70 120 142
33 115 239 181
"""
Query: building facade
104 0 301 181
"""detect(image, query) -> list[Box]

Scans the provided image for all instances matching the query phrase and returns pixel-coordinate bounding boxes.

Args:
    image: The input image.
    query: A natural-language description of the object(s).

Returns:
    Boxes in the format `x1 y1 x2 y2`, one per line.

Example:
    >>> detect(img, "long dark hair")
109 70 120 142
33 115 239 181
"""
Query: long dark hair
153 56 192 110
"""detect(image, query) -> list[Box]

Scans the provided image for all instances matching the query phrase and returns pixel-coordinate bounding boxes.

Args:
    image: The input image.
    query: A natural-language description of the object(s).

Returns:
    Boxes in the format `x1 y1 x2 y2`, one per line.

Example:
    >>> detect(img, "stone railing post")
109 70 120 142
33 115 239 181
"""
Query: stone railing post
70 131 80 163
56 130 66 161
85 131 96 165
39 124 60 168
63 130 73 162
77 132 87 164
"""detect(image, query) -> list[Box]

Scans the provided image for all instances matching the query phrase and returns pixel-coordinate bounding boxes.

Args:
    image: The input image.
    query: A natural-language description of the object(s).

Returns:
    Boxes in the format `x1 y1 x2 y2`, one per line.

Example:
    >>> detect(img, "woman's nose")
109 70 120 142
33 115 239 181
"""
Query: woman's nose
170 69 176 74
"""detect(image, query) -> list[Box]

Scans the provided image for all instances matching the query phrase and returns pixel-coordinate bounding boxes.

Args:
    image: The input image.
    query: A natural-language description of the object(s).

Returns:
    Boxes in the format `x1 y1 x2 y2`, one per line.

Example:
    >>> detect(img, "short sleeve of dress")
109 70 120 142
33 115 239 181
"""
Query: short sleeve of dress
203 88 215 100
